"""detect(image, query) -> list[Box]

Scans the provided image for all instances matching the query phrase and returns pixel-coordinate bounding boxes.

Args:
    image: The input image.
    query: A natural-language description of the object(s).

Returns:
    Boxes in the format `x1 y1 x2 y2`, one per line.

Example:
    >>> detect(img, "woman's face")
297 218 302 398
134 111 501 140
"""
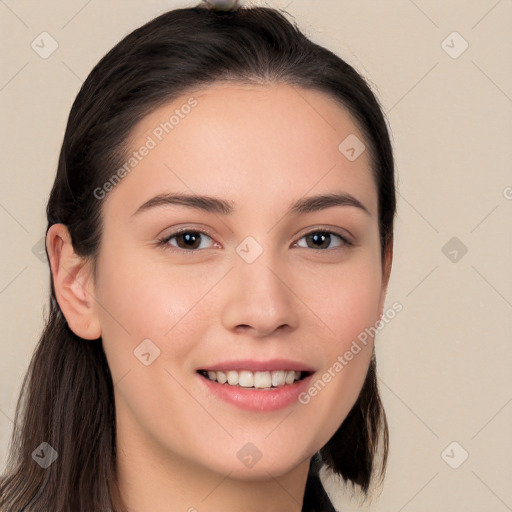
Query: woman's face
93 82 389 479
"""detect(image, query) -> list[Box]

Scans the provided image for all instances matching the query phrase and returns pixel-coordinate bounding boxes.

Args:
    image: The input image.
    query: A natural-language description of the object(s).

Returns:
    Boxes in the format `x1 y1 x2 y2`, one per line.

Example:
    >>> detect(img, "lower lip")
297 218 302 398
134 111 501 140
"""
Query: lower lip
198 372 314 412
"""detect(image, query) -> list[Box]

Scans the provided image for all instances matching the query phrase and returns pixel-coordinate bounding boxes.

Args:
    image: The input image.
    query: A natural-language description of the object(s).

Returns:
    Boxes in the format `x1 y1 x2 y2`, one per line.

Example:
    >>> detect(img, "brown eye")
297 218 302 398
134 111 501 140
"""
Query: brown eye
163 230 214 250
296 231 350 250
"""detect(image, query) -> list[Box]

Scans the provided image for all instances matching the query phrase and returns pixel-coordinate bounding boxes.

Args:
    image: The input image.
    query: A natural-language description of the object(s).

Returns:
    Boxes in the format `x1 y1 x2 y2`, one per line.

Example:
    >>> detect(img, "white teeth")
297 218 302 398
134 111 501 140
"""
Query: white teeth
254 371 271 388
272 370 286 387
227 370 239 385
238 370 253 388
202 369 303 388
285 371 296 384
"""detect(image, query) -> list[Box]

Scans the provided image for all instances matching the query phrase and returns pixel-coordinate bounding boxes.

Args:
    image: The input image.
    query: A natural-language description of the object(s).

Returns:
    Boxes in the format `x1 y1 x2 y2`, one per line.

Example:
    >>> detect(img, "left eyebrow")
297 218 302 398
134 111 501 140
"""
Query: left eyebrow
131 191 371 217
289 192 371 216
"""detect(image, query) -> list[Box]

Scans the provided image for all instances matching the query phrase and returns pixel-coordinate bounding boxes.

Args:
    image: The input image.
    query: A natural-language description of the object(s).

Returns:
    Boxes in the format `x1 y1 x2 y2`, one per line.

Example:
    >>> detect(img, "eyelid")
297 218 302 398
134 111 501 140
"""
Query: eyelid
157 224 355 253
293 225 354 246
158 223 217 239
158 226 219 252
292 232 352 252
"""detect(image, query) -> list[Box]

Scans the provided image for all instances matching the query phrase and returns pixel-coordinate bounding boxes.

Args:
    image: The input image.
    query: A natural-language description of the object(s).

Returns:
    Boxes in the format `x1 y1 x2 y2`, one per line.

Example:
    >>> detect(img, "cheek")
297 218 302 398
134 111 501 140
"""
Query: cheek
94 243 243 414
299 250 383 347
293 251 383 434
94 247 212 380
331 270 382 348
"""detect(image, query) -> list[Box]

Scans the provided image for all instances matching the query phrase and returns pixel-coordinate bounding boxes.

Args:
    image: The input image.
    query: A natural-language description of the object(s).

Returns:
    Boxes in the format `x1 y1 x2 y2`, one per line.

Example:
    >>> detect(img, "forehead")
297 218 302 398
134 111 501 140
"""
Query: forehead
102 82 377 219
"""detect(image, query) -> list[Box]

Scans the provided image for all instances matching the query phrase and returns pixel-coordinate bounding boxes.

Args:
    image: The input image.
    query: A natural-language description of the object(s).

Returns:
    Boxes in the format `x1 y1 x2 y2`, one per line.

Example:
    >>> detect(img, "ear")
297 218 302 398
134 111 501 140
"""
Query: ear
377 234 394 318
46 224 102 340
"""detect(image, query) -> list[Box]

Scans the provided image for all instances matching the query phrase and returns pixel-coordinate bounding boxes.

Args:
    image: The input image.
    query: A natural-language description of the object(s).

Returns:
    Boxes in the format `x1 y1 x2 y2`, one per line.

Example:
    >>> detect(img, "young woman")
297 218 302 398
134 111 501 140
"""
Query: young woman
0 2 395 510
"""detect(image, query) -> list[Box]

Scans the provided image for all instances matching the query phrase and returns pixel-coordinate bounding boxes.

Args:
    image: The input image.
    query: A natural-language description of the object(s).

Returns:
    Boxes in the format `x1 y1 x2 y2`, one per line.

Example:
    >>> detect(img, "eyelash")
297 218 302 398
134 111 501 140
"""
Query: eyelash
157 227 353 254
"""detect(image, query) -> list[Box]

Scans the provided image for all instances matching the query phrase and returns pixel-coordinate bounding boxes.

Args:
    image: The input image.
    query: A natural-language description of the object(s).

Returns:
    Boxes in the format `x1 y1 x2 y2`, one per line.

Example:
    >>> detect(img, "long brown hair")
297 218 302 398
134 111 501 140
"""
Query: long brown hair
0 3 394 510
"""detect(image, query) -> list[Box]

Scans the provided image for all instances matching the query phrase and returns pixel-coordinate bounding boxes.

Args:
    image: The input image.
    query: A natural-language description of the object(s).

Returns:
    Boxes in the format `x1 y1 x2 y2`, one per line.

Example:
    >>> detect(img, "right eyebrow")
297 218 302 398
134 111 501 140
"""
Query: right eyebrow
131 193 233 217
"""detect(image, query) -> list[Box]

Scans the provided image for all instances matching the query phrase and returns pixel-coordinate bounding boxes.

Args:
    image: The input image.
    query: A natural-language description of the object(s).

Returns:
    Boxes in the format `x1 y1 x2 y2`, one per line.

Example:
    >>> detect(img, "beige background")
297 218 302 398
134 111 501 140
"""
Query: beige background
1 0 511 510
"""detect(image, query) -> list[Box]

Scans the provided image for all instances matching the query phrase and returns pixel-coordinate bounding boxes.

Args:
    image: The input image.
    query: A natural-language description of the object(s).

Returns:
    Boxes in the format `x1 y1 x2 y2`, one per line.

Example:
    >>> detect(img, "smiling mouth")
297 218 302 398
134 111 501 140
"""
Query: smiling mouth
197 369 312 389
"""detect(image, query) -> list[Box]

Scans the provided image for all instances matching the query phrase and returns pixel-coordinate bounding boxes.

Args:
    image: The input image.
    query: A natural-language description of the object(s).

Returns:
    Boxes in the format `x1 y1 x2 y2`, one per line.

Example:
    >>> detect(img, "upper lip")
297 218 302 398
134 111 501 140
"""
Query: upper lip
197 359 315 373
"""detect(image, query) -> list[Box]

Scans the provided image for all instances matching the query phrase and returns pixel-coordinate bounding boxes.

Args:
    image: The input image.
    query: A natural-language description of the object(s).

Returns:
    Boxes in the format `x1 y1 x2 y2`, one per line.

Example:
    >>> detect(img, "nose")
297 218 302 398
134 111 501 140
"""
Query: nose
220 251 300 338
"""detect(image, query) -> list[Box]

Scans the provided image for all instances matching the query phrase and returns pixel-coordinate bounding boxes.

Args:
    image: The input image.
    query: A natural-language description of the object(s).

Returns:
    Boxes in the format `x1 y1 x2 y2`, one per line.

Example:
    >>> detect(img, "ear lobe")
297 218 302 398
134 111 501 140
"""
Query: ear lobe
46 224 102 340
377 234 394 318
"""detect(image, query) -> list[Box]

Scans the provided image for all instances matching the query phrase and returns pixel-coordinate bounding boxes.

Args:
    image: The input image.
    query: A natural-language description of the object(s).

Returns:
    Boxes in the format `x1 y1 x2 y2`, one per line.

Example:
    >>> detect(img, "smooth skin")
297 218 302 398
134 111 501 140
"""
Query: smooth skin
47 82 392 512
